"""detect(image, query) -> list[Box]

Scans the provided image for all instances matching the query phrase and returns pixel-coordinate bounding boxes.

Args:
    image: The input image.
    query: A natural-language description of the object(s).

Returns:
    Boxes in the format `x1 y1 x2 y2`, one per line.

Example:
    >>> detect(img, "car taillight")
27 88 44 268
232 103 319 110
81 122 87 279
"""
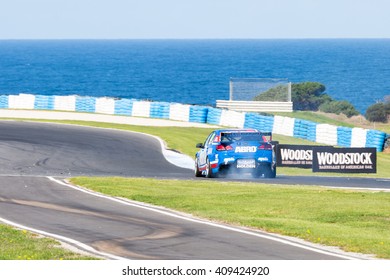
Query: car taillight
225 145 233 151
216 145 233 151
258 144 272 150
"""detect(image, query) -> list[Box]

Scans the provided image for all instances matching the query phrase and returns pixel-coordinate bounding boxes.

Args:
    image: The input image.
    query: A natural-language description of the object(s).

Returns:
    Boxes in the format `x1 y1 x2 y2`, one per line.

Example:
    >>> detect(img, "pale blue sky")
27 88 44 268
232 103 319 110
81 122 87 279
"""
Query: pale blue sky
0 0 389 39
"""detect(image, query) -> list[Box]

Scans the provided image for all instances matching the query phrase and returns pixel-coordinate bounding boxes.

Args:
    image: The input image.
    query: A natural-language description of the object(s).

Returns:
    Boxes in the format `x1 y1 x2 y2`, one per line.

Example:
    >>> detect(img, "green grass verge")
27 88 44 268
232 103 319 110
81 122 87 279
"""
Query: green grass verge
70 177 390 259
0 224 99 260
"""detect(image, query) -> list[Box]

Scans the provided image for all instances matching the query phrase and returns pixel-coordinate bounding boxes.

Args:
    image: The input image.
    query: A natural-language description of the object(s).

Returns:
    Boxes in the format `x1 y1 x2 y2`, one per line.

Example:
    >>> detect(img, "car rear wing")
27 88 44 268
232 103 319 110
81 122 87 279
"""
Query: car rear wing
220 131 274 143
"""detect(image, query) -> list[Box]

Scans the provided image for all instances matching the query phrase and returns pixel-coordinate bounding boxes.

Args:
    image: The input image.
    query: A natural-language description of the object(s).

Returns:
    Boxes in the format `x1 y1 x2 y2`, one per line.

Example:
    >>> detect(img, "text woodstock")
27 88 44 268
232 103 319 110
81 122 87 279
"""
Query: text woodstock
316 152 373 165
280 149 312 161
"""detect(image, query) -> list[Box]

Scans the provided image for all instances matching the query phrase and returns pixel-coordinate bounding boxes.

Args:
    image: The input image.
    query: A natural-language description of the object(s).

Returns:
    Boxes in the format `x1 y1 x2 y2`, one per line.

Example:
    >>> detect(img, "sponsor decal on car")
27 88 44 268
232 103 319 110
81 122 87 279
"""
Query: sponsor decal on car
235 146 257 153
223 157 235 164
237 159 256 168
257 157 269 161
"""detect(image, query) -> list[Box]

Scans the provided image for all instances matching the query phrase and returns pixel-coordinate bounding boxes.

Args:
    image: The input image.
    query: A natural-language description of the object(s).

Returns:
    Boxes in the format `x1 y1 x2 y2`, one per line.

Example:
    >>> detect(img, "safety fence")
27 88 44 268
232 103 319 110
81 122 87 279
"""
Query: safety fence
1 94 388 151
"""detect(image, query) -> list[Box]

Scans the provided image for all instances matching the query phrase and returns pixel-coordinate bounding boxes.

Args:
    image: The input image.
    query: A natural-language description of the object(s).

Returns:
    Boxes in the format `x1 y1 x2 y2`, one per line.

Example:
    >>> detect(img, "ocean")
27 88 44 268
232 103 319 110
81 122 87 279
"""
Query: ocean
0 39 389 113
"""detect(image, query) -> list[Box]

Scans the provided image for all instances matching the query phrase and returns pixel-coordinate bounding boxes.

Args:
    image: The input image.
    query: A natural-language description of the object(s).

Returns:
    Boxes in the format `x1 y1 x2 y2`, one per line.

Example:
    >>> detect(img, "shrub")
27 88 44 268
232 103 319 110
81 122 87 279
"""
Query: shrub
253 81 359 116
319 100 360 118
253 84 289 102
365 103 388 123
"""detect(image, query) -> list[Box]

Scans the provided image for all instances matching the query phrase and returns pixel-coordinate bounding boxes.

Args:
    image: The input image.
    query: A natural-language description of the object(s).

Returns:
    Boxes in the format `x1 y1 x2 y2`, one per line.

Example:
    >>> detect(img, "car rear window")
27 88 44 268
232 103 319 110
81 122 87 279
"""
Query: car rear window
220 132 265 142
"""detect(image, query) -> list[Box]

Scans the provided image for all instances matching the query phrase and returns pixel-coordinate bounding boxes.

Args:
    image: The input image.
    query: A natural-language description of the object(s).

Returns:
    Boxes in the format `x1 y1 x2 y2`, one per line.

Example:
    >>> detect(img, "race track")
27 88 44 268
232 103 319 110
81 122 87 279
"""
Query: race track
0 121 384 259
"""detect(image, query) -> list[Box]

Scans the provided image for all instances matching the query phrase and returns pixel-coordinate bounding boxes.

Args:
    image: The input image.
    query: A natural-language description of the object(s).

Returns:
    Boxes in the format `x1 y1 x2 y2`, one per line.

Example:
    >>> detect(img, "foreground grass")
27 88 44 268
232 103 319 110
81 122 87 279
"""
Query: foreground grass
70 177 390 259
0 224 98 260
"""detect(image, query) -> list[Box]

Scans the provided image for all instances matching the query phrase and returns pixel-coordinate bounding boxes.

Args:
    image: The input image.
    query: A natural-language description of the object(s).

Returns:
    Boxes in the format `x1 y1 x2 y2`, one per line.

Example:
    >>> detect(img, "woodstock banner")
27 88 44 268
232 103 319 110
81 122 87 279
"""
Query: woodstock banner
312 147 377 173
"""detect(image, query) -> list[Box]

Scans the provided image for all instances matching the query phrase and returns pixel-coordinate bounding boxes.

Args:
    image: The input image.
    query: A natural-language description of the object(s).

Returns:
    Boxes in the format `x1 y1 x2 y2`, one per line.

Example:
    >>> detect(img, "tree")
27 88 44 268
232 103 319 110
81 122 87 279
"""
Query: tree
253 81 329 109
365 103 388 123
291 82 331 111
384 95 390 114
365 95 390 123
253 84 289 102
253 81 359 117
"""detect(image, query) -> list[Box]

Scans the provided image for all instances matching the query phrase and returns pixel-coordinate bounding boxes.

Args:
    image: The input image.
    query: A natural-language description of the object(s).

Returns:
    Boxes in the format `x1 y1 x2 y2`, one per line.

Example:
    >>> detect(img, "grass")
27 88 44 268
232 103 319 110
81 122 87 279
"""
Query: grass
70 177 390 259
0 224 98 260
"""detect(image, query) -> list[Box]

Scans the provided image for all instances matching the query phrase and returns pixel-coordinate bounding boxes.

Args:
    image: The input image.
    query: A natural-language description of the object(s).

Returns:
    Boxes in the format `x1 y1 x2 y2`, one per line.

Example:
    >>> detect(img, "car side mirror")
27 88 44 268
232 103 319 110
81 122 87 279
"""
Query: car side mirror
196 143 204 148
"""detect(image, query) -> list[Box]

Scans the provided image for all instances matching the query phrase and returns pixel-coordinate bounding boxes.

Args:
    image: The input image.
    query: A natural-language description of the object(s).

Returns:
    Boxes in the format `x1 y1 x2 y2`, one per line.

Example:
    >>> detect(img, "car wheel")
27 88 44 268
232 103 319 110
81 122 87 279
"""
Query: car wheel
264 164 276 178
194 158 202 177
205 158 216 178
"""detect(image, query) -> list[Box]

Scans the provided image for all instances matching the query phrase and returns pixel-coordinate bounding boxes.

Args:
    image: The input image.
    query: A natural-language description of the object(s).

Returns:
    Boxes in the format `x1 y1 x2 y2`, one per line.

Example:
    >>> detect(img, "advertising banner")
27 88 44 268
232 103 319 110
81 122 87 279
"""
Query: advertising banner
276 144 322 168
312 147 377 173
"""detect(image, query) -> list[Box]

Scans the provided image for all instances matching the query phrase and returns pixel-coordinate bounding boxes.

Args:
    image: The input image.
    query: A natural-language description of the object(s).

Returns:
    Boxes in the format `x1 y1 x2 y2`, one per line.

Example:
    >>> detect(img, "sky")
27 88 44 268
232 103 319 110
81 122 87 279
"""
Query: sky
0 0 389 39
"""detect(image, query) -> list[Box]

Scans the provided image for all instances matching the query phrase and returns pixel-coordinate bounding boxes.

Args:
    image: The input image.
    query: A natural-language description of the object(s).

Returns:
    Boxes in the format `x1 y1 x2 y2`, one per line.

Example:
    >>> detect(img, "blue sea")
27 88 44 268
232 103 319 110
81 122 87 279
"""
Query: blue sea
0 39 389 113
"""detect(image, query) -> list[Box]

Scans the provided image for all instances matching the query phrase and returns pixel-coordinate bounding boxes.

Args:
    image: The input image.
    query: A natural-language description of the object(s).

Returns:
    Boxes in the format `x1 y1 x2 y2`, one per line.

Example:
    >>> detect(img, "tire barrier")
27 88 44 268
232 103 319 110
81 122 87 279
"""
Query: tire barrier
273 116 295 137
206 107 222 125
243 113 274 132
0 95 8 109
0 94 387 151
337 127 352 148
293 119 317 142
366 130 387 151
169 103 191 122
316 124 338 146
54 95 76 111
75 96 96 113
220 109 246 128
132 101 151 118
9 93 35 109
189 106 209 123
95 97 115 115
351 127 368 148
150 102 170 119
34 95 55 110
114 98 134 116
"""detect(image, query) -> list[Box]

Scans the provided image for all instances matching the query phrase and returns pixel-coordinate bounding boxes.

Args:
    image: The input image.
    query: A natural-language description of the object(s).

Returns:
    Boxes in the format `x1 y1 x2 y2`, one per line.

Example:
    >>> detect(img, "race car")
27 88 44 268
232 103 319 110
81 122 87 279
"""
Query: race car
194 129 277 178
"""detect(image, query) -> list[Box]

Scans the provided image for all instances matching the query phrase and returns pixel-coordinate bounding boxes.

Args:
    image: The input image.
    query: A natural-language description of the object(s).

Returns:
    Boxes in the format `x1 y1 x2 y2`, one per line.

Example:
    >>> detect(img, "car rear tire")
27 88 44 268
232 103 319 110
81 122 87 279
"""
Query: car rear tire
195 158 202 177
205 158 216 178
264 164 276 178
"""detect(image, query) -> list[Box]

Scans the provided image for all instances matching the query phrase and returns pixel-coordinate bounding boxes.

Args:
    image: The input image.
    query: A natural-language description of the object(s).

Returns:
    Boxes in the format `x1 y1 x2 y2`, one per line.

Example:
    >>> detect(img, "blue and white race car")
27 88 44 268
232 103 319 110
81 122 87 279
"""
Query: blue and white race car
195 129 277 178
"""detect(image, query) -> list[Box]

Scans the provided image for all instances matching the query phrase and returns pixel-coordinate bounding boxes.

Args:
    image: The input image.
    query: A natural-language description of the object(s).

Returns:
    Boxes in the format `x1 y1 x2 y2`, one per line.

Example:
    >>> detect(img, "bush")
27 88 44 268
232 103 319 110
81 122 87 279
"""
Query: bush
253 81 359 116
319 100 360 118
291 82 329 111
385 102 390 114
253 84 289 102
365 103 388 123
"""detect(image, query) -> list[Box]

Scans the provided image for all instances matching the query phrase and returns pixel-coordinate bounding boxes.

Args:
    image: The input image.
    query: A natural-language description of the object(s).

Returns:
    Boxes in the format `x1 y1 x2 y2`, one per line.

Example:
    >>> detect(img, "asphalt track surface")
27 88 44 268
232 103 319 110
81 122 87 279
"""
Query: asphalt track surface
0 121 386 259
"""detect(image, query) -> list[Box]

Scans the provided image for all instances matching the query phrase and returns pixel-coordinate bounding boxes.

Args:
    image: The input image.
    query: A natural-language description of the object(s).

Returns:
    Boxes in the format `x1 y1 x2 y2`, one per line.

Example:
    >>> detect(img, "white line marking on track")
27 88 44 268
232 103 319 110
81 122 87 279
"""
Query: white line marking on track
47 176 365 260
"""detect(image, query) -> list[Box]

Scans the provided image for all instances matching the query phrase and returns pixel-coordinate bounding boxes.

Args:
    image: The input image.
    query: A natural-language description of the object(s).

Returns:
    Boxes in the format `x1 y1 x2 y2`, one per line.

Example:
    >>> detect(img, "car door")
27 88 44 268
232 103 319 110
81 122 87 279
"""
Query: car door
198 131 216 167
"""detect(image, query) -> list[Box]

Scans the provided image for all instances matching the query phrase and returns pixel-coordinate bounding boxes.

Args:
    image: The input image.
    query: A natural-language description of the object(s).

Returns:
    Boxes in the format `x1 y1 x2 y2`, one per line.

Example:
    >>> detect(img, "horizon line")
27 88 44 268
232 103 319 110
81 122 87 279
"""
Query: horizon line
1 37 390 41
